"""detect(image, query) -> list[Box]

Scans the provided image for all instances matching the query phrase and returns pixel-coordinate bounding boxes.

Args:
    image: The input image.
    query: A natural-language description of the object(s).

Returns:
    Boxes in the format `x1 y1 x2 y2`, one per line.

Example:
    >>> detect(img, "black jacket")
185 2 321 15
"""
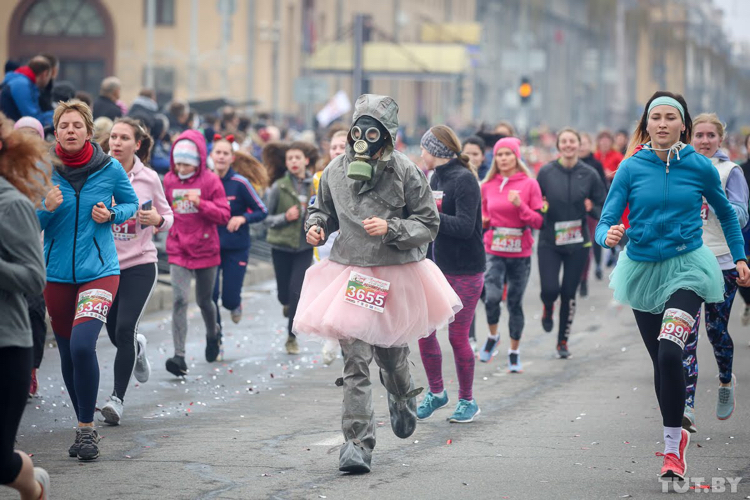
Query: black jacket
536 160 607 251
429 159 485 275
93 95 122 121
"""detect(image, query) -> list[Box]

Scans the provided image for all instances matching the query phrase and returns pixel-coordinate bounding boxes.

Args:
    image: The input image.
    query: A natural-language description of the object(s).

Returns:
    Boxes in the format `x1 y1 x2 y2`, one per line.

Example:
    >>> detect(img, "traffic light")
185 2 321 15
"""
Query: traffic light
519 76 532 104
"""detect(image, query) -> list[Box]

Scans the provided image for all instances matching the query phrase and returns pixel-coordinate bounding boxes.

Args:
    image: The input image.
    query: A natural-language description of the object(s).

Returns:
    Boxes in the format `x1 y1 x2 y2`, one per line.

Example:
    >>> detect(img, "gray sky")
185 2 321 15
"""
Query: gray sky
715 0 750 43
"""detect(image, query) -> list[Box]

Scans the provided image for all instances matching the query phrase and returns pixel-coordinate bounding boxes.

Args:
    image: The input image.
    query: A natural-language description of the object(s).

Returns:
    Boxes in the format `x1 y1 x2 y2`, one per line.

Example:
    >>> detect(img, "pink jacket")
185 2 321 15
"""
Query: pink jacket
481 172 544 257
163 130 230 269
113 156 174 270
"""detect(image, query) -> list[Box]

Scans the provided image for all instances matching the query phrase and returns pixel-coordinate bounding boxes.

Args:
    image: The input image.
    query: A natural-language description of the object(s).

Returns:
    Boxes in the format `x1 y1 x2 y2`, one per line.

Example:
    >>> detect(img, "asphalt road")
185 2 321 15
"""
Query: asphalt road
8 266 750 500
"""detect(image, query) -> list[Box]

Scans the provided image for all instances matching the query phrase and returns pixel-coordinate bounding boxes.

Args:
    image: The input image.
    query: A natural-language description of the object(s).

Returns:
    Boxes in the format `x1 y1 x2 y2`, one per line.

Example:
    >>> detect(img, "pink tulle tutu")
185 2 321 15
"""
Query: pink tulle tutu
293 259 463 347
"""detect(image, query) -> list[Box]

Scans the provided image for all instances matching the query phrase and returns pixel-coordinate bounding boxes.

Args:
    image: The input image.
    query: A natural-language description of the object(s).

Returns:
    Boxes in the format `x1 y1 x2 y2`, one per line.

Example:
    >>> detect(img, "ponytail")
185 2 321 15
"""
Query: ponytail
429 125 477 178
114 117 154 164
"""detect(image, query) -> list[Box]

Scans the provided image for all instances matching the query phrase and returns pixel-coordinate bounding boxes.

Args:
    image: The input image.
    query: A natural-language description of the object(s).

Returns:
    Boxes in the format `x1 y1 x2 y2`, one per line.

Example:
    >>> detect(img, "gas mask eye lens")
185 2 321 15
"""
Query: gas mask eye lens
351 126 363 140
365 127 381 143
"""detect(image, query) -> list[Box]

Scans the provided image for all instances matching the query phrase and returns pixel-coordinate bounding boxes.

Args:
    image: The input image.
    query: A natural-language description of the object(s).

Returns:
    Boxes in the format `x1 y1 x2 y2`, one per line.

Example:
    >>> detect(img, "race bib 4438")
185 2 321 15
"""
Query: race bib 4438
491 227 523 253
74 289 113 323
658 308 695 349
344 271 390 313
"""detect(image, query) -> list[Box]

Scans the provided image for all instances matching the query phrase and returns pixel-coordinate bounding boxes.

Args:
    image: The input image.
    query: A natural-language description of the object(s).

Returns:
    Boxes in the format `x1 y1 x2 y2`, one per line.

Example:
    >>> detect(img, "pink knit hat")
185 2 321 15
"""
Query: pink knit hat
493 136 521 159
13 116 44 139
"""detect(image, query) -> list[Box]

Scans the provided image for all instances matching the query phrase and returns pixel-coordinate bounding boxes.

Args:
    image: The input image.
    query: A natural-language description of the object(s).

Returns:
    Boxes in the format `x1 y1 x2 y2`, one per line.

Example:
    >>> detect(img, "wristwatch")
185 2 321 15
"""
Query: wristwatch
108 209 116 223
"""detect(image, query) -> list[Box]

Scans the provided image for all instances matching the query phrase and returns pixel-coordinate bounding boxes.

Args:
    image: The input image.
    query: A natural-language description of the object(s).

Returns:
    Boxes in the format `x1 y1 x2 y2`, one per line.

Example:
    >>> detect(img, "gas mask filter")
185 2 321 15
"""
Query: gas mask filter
347 116 389 181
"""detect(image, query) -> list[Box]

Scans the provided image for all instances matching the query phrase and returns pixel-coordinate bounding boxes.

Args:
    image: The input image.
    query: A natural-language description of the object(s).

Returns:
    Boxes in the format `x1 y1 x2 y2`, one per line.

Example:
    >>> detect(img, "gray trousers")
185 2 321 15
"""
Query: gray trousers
339 338 412 451
170 264 219 356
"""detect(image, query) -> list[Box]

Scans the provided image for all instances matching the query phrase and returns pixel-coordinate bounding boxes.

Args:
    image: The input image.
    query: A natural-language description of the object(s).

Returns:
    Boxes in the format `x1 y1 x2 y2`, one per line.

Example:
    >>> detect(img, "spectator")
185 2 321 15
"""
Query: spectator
128 88 158 132
51 81 76 105
93 76 123 120
0 56 54 126
38 53 59 112
74 91 93 107
93 116 114 154
167 100 190 136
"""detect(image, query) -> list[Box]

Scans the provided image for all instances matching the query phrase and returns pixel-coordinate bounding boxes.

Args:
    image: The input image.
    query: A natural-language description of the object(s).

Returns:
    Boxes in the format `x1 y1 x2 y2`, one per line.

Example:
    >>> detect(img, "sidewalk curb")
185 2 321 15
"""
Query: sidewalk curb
144 258 275 315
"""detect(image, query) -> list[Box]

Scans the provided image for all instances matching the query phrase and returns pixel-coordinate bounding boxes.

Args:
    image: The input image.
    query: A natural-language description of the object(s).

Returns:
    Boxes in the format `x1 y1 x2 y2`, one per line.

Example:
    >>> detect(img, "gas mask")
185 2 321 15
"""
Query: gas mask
347 115 389 181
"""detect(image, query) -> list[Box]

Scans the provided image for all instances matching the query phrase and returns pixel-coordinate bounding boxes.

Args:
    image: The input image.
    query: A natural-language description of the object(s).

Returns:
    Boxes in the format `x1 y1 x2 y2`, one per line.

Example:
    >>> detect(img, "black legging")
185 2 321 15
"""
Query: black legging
0 347 32 484
27 293 47 369
633 289 702 428
271 248 313 338
738 283 750 306
105 262 158 401
538 245 588 344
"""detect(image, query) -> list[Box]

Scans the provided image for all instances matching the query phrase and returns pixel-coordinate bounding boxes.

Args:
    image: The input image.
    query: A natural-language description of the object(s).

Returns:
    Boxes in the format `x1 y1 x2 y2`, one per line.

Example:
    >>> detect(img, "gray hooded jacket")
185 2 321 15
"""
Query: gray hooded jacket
306 94 439 267
0 177 46 348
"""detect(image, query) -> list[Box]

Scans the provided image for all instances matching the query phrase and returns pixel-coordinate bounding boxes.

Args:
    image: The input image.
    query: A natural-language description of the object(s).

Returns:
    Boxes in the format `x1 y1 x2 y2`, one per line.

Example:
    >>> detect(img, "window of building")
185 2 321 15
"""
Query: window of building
143 65 175 105
22 0 105 37
143 0 175 26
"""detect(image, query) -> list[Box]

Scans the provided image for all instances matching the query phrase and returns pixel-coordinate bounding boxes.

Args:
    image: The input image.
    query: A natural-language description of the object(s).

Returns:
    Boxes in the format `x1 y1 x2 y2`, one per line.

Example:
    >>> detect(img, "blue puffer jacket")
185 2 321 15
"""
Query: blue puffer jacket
595 144 745 263
37 142 138 283
0 70 53 126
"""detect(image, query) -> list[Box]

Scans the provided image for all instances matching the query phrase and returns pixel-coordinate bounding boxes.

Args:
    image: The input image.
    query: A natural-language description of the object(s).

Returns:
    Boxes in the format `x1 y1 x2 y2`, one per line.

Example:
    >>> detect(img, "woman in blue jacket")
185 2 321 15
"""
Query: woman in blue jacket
210 136 268 327
38 100 138 461
596 92 750 482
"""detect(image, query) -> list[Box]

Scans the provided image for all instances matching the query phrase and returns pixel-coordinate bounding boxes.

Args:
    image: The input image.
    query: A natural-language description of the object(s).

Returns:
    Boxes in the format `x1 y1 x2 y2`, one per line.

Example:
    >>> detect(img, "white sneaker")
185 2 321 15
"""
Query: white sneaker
321 339 338 365
101 396 123 425
134 334 151 383
742 306 750 327
34 467 50 500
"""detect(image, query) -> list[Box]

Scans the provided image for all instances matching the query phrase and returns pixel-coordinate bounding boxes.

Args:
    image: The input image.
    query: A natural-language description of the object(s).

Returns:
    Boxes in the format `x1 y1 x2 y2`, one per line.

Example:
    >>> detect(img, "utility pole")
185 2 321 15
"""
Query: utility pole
353 14 364 100
188 0 199 99
271 0 281 123
145 0 155 89
246 0 256 104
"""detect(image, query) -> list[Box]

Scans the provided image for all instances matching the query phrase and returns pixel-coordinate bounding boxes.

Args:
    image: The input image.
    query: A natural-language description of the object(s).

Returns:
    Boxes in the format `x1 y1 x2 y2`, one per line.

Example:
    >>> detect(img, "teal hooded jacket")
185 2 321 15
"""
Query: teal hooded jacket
595 144 745 263
37 142 138 283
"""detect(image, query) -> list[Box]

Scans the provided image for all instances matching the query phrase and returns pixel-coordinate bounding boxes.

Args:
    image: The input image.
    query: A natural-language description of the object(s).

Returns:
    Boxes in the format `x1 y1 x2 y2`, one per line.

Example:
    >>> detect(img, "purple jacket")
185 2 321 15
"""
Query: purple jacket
163 130 230 269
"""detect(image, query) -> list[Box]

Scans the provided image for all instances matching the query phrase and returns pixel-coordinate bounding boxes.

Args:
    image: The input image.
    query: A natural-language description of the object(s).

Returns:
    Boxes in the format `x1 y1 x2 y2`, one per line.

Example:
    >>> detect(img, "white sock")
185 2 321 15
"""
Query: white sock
487 334 500 340
664 426 682 457
508 349 519 355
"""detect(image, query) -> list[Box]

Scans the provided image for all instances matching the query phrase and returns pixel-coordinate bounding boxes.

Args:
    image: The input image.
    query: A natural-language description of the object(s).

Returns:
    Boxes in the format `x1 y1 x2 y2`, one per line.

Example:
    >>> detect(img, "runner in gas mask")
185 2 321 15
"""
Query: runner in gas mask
294 94 462 473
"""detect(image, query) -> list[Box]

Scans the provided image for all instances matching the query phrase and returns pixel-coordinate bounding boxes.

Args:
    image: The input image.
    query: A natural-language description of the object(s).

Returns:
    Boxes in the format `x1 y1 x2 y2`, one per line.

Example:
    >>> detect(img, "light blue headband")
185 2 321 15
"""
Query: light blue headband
648 96 685 122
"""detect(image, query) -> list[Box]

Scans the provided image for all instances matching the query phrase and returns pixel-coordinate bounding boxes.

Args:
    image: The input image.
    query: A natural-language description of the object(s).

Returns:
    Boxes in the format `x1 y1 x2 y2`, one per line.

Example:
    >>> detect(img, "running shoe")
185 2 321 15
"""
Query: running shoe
556 341 570 359
29 368 38 398
77 427 100 461
657 428 689 481
742 305 750 326
508 352 522 373
133 333 151 383
165 355 188 377
579 280 588 298
285 336 300 355
542 304 554 332
68 428 82 457
230 305 243 324
34 467 50 500
716 375 736 420
595 266 603 281
682 406 697 433
205 330 223 362
101 396 124 425
339 439 372 474
416 390 449 420
478 337 499 363
448 399 480 423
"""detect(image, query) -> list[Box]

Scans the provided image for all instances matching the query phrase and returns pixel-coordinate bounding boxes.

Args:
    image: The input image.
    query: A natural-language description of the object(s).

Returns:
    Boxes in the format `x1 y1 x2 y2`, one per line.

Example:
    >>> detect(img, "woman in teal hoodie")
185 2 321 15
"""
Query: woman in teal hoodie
596 91 750 482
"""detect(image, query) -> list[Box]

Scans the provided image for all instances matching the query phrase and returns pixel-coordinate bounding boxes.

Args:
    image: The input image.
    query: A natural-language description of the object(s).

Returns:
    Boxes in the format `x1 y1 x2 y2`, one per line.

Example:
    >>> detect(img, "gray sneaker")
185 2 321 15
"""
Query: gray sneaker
68 428 81 457
133 334 150 383
717 375 736 421
34 467 50 499
77 427 100 461
682 405 697 433
101 396 123 425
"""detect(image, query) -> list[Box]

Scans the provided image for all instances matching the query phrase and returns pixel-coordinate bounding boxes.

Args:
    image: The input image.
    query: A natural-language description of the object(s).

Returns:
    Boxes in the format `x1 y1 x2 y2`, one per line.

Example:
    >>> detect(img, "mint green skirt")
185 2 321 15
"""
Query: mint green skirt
609 245 723 313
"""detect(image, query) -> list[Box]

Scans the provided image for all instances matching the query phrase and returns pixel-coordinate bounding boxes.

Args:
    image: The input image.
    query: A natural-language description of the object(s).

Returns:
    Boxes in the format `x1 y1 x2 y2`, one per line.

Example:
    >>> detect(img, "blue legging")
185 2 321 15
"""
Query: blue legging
56 319 104 423
213 247 250 326
683 269 737 408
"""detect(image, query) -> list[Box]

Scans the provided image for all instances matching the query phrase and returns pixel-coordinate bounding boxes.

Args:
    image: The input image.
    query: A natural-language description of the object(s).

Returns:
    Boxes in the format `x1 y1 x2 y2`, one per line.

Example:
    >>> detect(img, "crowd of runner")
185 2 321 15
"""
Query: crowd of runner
3 55 750 496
